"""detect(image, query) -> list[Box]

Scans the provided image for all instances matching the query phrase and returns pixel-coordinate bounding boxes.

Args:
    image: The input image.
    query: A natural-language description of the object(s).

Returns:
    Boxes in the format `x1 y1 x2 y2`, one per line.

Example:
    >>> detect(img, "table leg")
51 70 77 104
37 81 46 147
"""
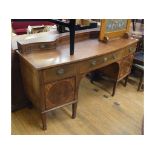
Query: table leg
112 81 118 96
124 75 129 87
72 102 77 119
41 113 47 130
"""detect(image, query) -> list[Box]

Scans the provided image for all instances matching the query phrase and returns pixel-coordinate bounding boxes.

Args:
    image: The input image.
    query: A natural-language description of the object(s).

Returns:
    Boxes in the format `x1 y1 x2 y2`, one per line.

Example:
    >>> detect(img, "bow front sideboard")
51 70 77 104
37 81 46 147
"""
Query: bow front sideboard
16 32 138 130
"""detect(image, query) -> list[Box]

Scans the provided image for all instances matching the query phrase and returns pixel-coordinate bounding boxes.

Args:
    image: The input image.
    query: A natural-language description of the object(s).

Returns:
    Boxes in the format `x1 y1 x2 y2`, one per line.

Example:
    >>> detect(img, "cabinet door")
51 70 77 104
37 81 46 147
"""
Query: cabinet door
118 54 134 79
45 77 76 110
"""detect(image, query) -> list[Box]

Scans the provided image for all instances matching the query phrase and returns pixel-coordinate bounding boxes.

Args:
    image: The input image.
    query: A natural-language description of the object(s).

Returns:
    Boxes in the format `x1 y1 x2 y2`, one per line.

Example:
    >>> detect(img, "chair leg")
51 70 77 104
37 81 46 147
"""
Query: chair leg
90 72 96 84
72 102 77 119
112 81 118 96
41 113 47 130
138 76 143 91
27 102 33 109
124 75 129 87
90 79 94 84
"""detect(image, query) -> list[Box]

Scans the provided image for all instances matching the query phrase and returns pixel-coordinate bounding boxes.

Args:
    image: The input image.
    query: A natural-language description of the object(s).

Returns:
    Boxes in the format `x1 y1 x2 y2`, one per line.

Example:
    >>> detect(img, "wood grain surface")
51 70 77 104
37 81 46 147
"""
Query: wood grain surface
17 38 138 70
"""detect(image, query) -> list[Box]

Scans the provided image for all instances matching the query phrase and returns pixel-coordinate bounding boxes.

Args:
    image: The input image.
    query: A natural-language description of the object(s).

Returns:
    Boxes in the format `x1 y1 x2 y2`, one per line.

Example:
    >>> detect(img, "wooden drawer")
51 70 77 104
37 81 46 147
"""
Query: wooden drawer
79 56 106 74
18 41 56 53
45 77 76 109
79 52 123 74
43 63 76 83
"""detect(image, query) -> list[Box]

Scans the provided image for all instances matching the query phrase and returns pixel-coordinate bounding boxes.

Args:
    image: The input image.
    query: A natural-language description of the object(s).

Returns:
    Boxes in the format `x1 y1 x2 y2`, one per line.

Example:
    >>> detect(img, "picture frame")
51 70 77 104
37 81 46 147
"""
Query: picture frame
99 19 131 43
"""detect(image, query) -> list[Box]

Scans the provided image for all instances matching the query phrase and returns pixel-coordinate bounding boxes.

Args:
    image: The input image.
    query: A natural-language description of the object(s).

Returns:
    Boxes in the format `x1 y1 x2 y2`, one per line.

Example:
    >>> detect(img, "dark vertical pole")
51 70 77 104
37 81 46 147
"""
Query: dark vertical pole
69 19 75 55
132 19 135 31
12 19 76 55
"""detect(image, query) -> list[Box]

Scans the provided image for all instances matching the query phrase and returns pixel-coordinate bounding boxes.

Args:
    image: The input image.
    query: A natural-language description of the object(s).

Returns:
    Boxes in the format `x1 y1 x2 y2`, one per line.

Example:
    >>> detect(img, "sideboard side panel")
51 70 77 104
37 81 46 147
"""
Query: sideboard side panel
19 56 43 110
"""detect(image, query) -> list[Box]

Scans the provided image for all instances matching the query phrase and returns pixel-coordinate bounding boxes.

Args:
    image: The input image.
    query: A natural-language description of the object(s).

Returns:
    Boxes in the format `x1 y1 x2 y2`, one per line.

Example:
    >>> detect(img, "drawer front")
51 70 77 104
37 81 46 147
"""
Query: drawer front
79 56 105 74
18 42 56 53
118 54 134 78
79 51 123 74
43 63 76 83
126 43 137 55
45 77 76 109
33 42 56 51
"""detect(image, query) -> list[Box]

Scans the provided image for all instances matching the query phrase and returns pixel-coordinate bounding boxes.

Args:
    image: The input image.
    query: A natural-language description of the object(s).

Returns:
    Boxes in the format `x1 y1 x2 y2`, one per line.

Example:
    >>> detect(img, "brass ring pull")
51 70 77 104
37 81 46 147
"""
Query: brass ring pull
103 57 108 62
40 44 47 49
91 60 97 66
57 68 65 75
112 55 116 60
129 47 136 53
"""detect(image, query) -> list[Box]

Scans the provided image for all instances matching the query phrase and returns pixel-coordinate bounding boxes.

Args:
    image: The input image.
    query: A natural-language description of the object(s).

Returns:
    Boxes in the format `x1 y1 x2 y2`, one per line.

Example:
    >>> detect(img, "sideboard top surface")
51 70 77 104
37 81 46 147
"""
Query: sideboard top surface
18 37 138 70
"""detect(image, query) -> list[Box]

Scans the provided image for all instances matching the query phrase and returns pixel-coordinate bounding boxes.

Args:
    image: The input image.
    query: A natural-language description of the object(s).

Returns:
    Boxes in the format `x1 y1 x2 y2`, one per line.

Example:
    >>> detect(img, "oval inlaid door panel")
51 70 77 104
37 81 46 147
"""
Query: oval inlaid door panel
45 77 75 109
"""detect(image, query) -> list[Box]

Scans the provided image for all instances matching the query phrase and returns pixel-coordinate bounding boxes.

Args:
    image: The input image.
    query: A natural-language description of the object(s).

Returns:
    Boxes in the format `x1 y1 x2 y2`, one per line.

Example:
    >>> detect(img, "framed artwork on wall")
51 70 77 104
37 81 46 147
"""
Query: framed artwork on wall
99 19 131 43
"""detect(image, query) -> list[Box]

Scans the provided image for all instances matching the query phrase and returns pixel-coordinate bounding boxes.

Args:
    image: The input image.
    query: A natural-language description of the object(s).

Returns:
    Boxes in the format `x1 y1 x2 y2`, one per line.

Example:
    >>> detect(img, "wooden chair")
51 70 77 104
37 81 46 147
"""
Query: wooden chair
132 63 144 91
132 35 144 91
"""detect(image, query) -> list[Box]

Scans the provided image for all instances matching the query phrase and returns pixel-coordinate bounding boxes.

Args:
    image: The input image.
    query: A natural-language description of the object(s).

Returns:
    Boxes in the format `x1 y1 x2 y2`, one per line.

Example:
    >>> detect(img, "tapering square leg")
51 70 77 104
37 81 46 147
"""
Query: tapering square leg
41 113 47 130
138 76 143 91
124 75 129 87
112 81 118 96
27 102 33 109
72 102 77 119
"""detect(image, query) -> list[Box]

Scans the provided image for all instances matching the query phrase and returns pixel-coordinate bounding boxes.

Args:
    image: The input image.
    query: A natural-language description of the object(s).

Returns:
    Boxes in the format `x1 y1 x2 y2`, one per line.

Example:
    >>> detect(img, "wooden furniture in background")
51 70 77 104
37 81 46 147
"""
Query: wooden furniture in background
16 30 138 130
27 25 46 34
131 34 144 91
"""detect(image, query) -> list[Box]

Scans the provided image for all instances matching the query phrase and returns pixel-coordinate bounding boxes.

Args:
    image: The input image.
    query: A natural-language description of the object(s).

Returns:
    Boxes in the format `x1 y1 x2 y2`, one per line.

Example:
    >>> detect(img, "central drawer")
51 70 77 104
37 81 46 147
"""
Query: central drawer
79 52 122 74
43 63 76 83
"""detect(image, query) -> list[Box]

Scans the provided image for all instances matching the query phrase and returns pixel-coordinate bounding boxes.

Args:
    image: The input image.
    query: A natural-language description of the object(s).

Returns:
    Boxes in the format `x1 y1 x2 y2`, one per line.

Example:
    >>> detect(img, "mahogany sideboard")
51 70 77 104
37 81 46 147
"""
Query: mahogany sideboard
16 34 138 130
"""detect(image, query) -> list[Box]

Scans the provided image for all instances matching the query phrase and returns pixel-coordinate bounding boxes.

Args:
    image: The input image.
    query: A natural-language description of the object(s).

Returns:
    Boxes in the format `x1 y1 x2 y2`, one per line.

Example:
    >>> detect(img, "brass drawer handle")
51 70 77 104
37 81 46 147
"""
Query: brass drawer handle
103 57 108 62
112 54 116 60
57 68 65 75
40 44 47 49
129 47 136 53
91 60 97 66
